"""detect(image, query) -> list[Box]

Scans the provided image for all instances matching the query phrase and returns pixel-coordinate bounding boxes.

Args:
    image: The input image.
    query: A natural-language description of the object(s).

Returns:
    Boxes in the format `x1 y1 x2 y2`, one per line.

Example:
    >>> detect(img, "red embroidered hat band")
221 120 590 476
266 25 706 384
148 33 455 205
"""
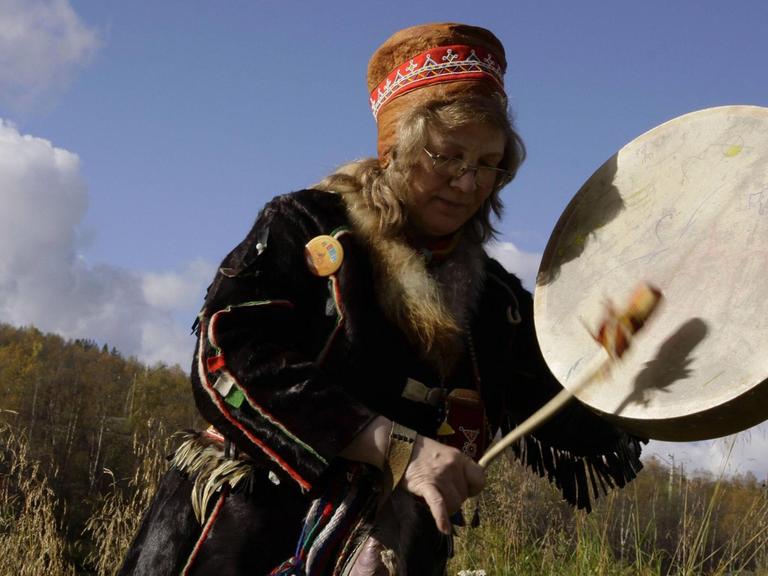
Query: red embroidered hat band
367 23 508 160
369 44 505 119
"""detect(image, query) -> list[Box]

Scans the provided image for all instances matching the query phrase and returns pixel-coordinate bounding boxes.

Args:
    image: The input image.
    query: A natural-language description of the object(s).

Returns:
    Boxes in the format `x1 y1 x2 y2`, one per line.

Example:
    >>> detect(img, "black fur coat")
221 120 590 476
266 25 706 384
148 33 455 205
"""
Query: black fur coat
118 189 644 575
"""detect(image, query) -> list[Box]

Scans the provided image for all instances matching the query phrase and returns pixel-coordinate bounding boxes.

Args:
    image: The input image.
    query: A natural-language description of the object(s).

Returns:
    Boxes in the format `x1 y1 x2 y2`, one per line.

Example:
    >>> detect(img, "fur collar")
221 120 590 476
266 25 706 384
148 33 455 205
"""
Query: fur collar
340 190 487 376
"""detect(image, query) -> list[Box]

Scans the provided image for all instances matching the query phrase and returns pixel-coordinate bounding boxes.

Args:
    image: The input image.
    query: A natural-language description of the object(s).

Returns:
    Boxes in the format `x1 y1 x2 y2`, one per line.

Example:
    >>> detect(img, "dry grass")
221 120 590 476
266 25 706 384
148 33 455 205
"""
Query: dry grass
82 419 171 576
3 419 767 576
0 425 76 576
0 420 172 576
449 454 768 576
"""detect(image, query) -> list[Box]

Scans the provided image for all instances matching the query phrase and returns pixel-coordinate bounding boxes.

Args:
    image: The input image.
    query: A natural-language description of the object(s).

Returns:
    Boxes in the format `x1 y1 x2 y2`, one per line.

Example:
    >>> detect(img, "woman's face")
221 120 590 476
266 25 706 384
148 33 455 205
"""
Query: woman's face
403 122 506 238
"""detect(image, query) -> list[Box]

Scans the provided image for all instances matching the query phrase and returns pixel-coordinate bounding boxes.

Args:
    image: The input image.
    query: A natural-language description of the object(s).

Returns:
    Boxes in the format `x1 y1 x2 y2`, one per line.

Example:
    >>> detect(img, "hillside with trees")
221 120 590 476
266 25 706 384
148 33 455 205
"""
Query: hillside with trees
0 323 200 570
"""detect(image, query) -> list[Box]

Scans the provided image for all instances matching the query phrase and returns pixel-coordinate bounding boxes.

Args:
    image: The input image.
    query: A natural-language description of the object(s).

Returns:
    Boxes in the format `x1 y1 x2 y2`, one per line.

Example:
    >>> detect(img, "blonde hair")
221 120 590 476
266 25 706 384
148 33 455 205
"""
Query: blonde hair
315 94 525 242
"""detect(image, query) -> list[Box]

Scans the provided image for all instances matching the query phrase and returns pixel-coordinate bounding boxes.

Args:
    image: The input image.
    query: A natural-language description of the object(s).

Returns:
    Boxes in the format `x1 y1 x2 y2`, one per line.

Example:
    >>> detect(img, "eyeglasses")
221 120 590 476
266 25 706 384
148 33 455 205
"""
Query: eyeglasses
423 147 511 189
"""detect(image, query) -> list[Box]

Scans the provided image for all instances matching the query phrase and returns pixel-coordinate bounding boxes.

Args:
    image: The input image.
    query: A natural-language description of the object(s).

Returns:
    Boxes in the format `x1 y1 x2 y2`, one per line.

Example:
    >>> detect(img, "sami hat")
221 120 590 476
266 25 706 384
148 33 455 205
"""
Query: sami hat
367 22 507 160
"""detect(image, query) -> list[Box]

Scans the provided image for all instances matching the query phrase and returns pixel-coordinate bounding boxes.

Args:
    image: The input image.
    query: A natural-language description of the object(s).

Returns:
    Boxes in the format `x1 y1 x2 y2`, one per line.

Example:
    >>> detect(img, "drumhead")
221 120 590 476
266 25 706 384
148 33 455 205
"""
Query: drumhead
534 105 768 441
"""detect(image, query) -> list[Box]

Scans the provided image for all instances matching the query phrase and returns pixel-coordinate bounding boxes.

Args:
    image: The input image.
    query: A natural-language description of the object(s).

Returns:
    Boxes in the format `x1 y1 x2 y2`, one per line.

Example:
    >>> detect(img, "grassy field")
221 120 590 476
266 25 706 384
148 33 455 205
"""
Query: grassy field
449 453 768 575
1 424 767 575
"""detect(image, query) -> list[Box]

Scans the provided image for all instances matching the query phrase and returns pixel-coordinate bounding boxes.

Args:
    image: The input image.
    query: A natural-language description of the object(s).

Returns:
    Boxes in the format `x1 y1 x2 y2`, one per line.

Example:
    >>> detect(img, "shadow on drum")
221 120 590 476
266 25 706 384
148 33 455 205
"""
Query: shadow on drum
614 318 709 416
537 155 625 286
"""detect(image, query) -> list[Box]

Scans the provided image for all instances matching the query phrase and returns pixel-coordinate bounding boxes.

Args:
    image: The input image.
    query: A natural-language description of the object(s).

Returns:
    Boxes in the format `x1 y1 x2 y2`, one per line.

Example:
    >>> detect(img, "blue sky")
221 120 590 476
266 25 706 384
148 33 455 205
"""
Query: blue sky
1 0 767 478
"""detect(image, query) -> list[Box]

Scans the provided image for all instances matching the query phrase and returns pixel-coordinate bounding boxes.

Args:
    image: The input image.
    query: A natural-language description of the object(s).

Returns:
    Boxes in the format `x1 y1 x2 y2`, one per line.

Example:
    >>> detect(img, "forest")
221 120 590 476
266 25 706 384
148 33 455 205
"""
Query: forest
0 322 766 575
0 323 200 573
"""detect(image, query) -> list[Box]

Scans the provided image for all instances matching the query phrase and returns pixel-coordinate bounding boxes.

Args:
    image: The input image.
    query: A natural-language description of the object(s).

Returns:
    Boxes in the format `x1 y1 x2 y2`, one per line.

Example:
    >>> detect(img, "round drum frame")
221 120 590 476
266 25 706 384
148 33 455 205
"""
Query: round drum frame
534 105 768 441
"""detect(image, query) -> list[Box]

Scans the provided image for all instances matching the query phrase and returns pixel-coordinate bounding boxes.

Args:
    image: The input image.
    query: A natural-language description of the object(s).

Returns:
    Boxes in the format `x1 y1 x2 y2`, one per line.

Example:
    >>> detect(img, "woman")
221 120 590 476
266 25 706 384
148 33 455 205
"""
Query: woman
119 22 644 576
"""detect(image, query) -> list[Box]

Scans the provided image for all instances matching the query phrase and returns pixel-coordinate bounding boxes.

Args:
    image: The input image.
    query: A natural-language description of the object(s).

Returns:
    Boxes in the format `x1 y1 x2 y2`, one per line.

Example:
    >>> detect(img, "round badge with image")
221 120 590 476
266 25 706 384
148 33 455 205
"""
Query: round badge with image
305 235 344 277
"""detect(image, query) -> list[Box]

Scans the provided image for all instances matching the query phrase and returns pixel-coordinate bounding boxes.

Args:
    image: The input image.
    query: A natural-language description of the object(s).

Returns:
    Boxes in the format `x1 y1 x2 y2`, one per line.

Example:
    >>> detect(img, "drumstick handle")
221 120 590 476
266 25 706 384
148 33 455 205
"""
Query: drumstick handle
480 283 663 468
478 387 573 468
478 361 606 469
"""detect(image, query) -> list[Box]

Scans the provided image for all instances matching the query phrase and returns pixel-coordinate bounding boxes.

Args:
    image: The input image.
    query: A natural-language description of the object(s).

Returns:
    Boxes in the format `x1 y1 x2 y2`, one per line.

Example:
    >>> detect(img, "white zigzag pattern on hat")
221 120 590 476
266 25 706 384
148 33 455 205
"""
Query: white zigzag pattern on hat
370 48 503 119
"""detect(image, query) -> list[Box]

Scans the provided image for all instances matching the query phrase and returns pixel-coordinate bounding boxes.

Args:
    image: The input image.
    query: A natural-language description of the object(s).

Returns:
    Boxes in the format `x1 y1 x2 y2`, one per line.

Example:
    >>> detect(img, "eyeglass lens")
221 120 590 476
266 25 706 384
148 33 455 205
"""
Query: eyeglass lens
433 156 500 187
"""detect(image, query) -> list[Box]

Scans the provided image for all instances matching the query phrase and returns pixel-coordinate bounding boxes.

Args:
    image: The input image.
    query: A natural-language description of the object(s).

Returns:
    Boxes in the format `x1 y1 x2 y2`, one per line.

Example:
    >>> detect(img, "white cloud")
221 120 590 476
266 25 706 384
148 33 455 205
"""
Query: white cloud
142 260 213 311
0 0 99 112
486 240 542 291
0 120 213 368
139 314 199 371
645 422 768 481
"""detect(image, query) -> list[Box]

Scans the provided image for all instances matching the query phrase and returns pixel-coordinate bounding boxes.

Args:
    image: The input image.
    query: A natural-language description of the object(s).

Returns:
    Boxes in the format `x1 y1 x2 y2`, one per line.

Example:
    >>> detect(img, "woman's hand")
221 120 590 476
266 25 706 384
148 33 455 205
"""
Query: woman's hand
341 416 486 534
401 435 485 535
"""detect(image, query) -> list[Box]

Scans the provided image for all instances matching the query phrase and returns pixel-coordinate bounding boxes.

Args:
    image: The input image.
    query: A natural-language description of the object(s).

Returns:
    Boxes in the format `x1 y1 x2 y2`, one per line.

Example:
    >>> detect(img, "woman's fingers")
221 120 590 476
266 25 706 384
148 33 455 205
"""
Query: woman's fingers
464 458 486 497
401 435 486 533
418 483 452 535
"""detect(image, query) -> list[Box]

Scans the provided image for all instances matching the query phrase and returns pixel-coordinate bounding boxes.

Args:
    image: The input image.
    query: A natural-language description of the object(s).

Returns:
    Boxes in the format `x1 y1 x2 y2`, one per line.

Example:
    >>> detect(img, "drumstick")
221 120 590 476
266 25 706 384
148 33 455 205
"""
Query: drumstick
478 282 663 469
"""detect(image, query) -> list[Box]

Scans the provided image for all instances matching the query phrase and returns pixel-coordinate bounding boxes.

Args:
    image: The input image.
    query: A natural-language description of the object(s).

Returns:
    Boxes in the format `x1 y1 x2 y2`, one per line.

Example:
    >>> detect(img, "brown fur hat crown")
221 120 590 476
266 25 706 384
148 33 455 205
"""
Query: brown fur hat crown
368 22 507 160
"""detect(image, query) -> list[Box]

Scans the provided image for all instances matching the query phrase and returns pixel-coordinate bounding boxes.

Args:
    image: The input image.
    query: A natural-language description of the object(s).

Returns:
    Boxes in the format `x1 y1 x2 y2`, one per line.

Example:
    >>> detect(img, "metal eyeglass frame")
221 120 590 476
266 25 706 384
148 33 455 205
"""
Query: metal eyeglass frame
422 147 512 189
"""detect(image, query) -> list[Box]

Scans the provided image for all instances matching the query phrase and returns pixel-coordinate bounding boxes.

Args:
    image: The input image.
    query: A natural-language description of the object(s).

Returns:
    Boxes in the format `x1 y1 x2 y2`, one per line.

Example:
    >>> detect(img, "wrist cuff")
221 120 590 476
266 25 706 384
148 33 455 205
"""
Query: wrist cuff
383 422 417 494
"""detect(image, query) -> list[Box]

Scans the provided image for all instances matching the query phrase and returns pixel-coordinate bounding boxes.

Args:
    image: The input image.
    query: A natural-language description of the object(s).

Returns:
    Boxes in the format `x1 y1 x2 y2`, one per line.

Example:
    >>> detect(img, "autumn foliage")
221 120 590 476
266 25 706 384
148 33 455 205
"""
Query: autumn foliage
0 323 200 571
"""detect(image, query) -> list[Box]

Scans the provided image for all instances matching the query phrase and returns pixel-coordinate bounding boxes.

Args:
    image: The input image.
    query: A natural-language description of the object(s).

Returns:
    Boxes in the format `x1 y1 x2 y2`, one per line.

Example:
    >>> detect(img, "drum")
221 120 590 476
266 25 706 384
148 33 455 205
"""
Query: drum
534 105 768 441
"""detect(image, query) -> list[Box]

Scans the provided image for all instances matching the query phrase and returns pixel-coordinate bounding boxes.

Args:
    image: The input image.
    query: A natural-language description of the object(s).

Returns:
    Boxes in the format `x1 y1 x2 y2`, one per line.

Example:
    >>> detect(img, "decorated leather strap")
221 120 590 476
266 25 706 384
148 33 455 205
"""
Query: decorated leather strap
383 422 417 494
440 388 487 461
